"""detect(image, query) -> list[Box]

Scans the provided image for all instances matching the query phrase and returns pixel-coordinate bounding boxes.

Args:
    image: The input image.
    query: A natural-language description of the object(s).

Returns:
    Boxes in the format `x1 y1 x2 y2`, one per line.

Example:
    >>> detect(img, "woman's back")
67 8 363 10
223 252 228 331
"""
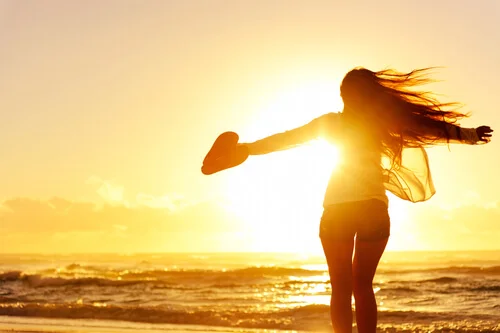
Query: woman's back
322 114 387 207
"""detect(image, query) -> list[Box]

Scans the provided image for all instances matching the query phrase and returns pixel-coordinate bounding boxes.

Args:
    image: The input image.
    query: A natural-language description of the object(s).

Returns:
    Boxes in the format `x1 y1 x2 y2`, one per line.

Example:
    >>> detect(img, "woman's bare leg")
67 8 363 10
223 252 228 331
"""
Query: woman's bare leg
321 237 355 333
352 237 388 333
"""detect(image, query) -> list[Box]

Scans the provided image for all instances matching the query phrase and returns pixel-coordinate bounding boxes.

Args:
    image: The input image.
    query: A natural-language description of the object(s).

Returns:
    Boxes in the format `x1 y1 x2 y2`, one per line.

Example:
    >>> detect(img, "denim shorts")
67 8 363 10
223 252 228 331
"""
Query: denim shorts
319 199 390 241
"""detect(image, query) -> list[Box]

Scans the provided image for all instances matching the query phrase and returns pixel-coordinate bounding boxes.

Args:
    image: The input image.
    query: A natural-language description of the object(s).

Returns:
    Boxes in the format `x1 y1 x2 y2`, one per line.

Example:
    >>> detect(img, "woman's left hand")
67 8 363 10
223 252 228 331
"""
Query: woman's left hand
476 126 493 142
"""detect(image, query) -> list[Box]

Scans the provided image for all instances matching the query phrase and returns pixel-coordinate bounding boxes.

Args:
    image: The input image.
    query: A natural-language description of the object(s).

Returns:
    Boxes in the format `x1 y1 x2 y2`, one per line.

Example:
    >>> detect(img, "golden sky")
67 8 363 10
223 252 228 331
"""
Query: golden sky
1 0 499 253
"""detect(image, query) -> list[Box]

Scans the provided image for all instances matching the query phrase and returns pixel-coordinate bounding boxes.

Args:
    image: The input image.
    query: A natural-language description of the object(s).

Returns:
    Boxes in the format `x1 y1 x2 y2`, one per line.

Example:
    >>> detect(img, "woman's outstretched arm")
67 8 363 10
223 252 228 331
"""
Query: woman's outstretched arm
242 112 340 155
421 122 493 145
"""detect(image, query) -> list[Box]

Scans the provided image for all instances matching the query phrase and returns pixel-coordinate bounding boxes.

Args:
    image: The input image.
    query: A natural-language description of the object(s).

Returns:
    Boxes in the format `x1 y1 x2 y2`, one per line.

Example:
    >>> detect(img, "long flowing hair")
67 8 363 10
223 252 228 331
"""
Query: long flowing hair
340 67 469 166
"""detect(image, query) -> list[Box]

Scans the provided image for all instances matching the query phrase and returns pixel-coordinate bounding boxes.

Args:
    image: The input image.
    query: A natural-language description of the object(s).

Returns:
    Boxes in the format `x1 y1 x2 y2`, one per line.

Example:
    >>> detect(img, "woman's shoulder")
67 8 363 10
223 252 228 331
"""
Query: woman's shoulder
311 112 342 127
305 112 343 141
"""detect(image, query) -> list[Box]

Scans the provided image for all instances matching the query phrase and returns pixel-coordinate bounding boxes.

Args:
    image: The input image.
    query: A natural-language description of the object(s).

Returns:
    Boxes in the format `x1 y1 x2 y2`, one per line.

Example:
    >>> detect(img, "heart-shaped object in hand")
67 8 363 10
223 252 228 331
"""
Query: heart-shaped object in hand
201 132 249 175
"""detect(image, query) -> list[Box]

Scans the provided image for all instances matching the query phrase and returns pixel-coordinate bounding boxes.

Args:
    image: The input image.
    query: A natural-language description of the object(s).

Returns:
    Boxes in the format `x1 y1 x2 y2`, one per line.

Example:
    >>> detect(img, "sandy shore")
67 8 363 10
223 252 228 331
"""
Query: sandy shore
1 316 500 333
0 317 276 333
0 317 300 333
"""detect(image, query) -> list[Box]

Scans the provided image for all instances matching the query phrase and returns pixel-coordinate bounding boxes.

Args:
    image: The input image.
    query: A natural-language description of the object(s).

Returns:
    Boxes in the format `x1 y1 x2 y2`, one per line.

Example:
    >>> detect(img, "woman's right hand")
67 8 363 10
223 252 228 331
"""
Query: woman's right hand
476 126 493 142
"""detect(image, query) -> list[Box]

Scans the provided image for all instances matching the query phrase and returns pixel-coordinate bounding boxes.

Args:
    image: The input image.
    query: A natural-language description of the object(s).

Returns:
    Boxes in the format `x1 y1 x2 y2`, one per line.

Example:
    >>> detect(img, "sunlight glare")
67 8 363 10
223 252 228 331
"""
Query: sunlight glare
386 196 417 251
223 79 344 253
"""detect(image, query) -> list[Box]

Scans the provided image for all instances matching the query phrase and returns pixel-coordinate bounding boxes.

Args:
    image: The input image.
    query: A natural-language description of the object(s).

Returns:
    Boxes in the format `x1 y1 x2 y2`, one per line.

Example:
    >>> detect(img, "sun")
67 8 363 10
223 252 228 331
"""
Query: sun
222 79 344 254
223 141 340 253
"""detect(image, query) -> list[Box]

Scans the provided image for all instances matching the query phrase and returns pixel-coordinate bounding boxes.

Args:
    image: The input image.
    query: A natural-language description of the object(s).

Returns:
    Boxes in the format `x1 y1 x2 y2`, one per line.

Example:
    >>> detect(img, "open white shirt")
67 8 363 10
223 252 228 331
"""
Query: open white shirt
244 112 480 207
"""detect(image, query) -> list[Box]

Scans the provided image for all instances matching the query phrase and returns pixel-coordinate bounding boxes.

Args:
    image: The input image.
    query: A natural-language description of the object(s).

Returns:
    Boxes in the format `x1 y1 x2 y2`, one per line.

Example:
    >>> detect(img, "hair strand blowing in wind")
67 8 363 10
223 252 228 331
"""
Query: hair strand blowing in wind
340 67 472 166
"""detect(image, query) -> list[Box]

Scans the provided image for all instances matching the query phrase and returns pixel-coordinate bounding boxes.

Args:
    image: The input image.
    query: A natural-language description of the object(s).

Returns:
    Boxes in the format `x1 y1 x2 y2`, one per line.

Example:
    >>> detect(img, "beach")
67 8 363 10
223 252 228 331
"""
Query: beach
1 252 499 332
0 316 283 333
1 316 500 333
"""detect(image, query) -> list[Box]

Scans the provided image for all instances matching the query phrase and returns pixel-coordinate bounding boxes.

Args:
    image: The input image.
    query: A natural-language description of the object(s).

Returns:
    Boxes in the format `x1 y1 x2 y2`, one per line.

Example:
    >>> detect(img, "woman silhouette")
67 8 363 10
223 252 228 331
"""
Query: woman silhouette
238 68 493 333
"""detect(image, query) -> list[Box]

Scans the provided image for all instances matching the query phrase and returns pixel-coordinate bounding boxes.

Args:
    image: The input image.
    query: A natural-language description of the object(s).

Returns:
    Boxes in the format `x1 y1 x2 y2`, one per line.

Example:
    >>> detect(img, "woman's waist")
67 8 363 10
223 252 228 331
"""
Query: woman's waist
323 169 387 206
329 163 386 184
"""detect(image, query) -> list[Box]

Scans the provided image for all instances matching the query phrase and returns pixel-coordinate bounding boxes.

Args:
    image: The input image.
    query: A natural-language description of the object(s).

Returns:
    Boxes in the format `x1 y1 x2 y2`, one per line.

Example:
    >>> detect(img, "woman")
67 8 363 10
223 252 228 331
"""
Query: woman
238 68 493 333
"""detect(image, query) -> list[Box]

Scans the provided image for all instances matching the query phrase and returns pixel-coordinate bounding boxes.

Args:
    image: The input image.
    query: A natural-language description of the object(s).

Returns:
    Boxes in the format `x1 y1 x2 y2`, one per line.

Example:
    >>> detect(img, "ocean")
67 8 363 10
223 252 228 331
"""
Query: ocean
0 251 499 332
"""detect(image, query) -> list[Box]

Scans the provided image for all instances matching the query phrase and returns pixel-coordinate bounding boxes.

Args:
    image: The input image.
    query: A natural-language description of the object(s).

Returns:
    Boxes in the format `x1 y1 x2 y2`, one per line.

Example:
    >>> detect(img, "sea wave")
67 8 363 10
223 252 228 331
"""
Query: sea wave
378 286 419 293
0 302 498 331
2 268 498 296
379 265 500 276
0 272 171 288
419 276 458 283
0 266 325 288
470 285 500 292
0 302 329 330
3 264 499 284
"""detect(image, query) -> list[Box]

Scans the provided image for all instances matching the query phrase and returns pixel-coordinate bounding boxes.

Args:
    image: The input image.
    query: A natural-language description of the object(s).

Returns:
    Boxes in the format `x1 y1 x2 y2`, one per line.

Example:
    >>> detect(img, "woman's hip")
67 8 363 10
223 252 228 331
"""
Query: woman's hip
319 199 390 241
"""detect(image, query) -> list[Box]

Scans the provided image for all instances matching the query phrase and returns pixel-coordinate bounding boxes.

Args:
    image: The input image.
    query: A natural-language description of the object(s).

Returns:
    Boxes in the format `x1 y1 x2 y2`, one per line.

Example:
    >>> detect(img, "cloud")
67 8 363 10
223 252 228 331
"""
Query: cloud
86 176 126 205
401 201 500 250
85 176 191 211
135 193 188 211
0 196 243 253
1 176 498 253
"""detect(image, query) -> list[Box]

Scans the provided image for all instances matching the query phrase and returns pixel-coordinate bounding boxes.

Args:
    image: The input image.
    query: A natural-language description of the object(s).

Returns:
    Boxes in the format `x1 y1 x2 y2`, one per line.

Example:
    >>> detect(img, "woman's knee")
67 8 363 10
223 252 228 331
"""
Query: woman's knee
330 276 353 296
352 276 374 297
